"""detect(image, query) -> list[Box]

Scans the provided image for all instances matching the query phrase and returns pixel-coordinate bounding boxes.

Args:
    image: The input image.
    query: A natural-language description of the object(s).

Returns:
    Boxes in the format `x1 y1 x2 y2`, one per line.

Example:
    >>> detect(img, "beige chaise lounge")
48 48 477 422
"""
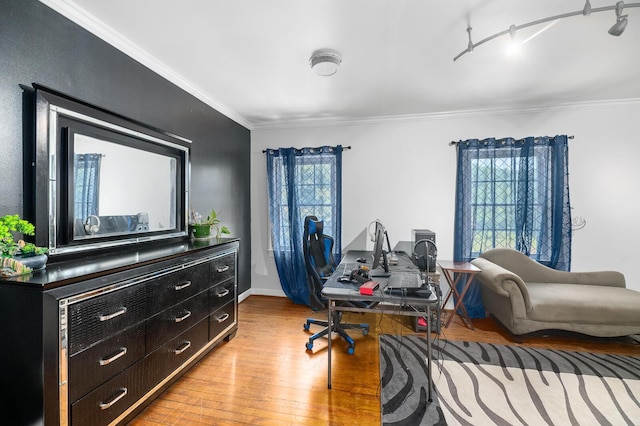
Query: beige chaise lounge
471 248 640 337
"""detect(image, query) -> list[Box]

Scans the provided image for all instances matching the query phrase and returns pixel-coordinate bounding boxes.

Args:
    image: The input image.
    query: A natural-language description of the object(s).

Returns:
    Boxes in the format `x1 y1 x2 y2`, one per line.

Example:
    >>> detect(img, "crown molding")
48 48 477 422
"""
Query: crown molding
38 0 253 129
252 97 640 130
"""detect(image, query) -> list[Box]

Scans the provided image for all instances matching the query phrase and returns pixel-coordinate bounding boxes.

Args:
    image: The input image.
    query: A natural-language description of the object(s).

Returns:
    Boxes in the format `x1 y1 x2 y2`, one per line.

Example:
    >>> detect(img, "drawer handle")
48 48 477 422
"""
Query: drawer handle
173 340 192 355
216 288 230 298
174 281 191 291
98 307 127 322
99 387 128 410
99 347 127 366
216 265 230 273
174 310 192 323
215 313 230 323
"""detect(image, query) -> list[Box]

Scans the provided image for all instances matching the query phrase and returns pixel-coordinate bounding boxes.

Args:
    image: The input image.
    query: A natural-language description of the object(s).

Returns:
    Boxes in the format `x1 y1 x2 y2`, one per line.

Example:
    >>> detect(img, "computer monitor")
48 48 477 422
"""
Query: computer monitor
370 220 389 276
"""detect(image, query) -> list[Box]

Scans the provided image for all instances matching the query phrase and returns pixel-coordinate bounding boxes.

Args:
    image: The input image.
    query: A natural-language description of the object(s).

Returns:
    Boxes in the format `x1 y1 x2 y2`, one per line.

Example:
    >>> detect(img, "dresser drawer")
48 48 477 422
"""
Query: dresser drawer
68 322 146 402
209 301 236 341
146 290 209 353
71 360 147 426
147 318 209 388
146 260 214 316
210 278 235 313
68 283 147 355
212 252 235 285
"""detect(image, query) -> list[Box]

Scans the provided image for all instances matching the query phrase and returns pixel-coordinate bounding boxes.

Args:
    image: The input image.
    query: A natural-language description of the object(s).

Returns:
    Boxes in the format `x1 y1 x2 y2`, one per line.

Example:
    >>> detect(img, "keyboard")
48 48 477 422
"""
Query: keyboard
386 272 422 289
385 287 432 298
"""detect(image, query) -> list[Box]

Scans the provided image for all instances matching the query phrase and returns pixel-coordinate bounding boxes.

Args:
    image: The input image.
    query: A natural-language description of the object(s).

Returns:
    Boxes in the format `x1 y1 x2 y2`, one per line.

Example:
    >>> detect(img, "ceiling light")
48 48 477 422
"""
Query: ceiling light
310 51 342 77
454 1 640 61
609 1 629 35
506 24 520 55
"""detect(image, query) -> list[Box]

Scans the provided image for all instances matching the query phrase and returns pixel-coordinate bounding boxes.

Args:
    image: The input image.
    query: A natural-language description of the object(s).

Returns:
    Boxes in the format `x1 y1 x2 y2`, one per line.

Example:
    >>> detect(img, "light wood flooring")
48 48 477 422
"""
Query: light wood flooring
128 295 639 425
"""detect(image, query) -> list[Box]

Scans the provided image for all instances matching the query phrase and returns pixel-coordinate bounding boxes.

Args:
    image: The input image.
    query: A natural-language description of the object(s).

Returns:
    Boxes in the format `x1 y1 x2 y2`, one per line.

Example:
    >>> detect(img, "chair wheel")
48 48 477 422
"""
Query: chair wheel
306 341 313 351
303 323 310 331
362 328 369 336
347 346 355 355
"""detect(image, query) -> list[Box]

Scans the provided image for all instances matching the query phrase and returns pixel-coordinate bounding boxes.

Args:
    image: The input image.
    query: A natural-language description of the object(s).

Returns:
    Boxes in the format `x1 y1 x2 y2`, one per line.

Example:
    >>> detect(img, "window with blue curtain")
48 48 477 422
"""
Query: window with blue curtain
266 146 342 306
454 135 572 318
74 153 102 220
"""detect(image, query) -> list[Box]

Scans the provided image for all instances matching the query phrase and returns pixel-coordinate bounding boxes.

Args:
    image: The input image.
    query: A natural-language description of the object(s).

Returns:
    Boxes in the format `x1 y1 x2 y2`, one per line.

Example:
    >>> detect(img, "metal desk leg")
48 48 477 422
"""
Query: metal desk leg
327 298 332 389
427 305 432 402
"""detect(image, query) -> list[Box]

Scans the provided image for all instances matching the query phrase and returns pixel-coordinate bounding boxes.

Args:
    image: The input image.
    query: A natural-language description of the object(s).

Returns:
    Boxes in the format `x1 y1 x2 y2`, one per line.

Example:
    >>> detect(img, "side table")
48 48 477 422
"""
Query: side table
438 260 481 330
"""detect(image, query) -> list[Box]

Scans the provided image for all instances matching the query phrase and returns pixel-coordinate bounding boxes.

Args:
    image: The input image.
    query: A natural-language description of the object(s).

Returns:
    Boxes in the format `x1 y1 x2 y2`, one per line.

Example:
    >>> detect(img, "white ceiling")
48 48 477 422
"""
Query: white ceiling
44 0 640 129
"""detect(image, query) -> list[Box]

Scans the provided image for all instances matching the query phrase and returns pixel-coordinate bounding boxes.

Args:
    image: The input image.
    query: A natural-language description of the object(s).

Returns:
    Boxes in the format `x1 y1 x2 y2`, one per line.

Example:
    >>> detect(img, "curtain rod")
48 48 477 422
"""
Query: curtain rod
262 145 352 153
449 136 574 146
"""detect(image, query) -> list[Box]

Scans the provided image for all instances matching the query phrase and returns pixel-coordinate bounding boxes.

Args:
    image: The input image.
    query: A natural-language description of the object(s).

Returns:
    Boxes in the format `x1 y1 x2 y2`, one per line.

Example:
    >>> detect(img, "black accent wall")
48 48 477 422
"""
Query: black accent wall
0 0 251 294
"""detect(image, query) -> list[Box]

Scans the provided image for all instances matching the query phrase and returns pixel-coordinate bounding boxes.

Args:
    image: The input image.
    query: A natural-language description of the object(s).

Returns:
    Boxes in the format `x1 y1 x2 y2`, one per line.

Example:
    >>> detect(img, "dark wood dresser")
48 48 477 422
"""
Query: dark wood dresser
0 238 239 425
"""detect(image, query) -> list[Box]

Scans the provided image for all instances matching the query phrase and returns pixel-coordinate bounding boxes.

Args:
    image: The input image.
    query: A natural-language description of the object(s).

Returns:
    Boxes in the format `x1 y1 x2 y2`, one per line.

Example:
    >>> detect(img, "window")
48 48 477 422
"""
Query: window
470 153 547 257
265 146 343 305
455 136 571 270
269 153 339 251
73 153 102 220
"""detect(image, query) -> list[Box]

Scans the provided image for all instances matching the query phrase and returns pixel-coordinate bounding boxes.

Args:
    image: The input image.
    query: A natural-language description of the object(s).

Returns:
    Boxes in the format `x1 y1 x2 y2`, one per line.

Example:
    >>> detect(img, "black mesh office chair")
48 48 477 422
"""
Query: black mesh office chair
302 215 374 355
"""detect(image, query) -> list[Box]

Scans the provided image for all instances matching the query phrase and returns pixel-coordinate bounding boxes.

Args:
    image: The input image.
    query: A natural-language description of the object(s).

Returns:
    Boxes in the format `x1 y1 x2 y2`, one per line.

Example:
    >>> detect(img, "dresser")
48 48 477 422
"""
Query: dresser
0 238 239 425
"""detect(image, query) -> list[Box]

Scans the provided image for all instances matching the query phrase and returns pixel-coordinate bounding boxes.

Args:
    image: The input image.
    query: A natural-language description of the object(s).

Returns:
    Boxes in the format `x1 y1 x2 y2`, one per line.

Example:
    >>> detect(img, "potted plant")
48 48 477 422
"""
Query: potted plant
189 209 230 240
0 214 49 276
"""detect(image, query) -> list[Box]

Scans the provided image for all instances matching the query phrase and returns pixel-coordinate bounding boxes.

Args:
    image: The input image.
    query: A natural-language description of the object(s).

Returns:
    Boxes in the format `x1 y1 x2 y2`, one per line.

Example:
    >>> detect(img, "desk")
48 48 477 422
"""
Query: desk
322 250 439 401
438 260 481 329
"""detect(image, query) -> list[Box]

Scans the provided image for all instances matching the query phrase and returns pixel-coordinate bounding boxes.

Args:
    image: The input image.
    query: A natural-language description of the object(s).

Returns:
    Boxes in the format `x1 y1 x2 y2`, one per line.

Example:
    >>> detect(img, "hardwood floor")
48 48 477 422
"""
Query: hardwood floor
128 295 639 425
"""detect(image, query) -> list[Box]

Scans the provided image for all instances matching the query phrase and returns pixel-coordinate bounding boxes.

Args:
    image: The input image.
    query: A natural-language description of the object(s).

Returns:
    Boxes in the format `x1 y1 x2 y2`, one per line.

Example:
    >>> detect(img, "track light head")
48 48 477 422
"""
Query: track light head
609 1 629 35
609 15 629 35
583 0 592 16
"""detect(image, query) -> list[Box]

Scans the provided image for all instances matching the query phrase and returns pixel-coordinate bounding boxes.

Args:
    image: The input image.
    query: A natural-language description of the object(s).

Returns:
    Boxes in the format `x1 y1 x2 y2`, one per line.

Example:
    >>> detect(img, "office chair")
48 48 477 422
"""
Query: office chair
302 215 374 355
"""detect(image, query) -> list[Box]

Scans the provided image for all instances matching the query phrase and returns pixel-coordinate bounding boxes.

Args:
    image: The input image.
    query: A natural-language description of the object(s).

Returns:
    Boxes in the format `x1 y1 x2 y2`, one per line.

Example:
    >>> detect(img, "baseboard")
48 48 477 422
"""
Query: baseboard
248 288 287 298
238 288 287 303
238 289 251 303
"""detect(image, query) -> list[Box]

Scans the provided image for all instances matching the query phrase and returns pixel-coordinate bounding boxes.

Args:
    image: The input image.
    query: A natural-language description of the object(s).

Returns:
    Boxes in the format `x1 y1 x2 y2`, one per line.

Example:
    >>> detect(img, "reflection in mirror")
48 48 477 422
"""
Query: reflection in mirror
73 134 177 240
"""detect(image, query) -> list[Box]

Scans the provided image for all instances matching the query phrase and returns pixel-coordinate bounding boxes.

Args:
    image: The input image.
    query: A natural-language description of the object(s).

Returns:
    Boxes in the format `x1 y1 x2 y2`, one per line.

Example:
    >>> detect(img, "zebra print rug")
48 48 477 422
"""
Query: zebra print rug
380 336 640 426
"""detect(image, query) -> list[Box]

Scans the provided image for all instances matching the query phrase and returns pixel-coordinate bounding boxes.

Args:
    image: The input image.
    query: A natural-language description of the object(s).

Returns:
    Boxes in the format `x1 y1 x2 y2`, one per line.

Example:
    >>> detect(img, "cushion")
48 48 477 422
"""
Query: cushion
526 282 640 325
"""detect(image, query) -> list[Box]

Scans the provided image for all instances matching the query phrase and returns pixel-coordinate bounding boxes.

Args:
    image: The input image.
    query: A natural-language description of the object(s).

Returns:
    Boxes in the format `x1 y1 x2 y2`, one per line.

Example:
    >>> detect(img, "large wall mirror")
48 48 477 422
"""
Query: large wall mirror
33 86 191 255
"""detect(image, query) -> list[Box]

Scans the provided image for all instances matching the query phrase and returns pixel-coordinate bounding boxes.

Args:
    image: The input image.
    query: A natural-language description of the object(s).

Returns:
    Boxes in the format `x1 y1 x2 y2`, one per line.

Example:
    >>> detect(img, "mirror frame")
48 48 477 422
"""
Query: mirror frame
33 85 191 256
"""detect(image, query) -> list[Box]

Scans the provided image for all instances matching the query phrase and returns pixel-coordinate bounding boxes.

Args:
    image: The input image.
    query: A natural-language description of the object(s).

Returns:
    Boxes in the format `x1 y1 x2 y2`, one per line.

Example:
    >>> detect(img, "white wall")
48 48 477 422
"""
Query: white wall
250 100 640 298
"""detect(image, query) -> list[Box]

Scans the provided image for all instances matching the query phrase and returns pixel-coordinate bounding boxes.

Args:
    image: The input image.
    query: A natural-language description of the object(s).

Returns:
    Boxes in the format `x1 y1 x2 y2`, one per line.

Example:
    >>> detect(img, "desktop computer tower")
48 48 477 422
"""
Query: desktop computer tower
412 229 436 246
412 229 437 272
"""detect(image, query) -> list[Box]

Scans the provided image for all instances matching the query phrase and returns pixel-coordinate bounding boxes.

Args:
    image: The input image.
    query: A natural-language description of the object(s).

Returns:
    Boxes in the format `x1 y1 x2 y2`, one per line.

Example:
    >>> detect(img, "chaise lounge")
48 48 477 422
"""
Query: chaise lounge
471 248 640 337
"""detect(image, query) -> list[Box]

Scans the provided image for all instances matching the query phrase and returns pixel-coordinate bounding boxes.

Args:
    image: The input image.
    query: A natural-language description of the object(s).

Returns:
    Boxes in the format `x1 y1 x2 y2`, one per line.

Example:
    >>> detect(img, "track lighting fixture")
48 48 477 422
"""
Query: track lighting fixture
454 1 639 61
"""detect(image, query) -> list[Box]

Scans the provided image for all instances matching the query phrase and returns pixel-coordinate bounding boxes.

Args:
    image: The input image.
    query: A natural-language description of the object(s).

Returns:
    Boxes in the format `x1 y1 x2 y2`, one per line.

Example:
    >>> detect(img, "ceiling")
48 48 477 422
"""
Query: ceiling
45 0 640 129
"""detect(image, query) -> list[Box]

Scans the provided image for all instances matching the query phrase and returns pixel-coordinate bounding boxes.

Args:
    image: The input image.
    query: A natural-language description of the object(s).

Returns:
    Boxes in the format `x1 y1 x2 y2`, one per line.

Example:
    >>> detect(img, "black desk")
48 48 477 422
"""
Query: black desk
321 250 438 401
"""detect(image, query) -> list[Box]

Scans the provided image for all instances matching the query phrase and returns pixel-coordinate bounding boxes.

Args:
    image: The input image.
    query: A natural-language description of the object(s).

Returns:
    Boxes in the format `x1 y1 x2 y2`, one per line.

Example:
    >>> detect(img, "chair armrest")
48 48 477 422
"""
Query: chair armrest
472 258 532 311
